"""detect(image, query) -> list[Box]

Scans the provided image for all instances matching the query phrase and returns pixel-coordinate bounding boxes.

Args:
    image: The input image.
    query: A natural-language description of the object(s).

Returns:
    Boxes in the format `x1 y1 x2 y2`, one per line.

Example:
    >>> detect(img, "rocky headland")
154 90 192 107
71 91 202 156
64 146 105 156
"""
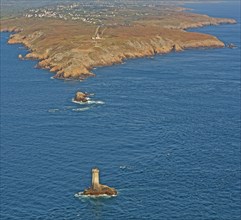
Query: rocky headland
0 6 236 80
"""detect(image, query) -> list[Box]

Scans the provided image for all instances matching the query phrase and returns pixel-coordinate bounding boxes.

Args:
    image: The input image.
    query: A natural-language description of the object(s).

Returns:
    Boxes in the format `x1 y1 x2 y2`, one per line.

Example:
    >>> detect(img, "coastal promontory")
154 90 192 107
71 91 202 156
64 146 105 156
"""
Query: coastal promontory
0 1 236 80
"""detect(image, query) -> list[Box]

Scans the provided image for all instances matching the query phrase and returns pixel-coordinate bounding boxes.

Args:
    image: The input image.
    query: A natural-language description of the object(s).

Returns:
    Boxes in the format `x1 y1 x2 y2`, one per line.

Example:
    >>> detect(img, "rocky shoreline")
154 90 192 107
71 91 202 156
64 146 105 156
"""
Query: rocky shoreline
1 14 236 80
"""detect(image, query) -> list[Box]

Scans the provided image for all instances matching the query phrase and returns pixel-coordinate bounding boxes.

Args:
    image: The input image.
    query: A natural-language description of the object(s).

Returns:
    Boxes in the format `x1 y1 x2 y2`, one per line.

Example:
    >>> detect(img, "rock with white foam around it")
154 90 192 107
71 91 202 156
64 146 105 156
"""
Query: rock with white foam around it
77 168 118 197
74 91 89 103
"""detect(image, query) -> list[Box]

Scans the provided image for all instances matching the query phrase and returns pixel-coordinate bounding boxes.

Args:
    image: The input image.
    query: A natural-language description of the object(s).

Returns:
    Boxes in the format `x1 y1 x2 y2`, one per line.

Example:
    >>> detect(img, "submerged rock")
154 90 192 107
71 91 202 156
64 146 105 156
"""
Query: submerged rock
74 91 89 103
81 168 117 197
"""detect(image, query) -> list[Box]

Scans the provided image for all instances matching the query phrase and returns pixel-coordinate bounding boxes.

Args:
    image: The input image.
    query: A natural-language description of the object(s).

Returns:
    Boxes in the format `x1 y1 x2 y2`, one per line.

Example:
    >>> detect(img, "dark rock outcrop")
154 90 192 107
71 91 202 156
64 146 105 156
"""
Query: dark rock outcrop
82 184 118 196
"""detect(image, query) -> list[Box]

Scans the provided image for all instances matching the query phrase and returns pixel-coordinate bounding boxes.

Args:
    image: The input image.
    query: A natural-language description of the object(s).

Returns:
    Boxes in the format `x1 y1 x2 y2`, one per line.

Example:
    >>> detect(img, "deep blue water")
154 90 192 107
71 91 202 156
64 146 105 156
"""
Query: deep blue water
0 2 240 220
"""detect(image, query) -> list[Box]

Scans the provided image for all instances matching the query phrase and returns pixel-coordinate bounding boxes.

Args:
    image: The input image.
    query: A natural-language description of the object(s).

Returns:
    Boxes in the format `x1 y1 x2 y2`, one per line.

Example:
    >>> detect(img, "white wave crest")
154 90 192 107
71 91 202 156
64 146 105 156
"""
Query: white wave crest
72 107 90 112
119 165 134 170
87 100 105 105
48 108 60 113
74 192 117 199
72 98 104 105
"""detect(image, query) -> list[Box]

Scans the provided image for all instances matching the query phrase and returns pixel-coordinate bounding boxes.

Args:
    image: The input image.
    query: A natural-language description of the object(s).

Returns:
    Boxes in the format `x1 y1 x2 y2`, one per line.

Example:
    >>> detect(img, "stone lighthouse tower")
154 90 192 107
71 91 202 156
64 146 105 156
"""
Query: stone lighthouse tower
78 167 117 196
92 168 100 190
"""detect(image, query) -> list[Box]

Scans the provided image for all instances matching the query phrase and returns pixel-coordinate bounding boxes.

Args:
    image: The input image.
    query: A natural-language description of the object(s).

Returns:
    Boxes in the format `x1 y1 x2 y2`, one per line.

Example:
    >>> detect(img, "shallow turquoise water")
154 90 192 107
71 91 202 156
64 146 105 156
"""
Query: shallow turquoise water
0 2 240 220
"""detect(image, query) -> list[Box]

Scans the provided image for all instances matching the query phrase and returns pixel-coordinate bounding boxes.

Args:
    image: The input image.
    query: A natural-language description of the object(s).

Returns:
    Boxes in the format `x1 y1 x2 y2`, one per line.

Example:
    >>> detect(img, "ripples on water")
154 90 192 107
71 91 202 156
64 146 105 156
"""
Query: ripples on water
0 2 240 220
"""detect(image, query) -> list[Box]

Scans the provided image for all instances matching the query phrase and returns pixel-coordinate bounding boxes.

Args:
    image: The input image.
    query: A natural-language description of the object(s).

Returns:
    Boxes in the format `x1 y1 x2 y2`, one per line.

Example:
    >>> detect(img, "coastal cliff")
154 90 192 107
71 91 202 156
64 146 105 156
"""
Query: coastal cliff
0 11 236 80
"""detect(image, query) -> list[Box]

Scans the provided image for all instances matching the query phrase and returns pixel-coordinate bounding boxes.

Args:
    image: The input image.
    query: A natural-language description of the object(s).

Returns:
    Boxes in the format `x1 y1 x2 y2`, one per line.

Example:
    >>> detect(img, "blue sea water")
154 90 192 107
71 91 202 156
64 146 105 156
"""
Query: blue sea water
0 2 240 220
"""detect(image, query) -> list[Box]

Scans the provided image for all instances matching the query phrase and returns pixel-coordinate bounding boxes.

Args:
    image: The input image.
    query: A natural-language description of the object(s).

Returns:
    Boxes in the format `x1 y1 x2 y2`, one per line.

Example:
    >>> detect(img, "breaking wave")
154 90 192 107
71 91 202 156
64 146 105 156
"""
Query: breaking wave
48 108 60 113
74 192 117 199
72 107 90 112
72 98 105 105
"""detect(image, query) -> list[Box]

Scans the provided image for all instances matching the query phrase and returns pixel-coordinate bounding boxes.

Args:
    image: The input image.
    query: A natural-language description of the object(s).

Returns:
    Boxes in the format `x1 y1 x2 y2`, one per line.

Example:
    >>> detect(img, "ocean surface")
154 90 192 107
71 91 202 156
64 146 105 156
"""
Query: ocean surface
0 2 240 220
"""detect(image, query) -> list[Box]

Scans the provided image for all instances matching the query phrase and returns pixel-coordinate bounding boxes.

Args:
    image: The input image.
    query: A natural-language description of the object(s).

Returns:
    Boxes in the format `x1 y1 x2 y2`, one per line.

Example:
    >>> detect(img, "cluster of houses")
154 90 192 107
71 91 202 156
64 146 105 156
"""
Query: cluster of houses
24 3 119 25
23 1 164 27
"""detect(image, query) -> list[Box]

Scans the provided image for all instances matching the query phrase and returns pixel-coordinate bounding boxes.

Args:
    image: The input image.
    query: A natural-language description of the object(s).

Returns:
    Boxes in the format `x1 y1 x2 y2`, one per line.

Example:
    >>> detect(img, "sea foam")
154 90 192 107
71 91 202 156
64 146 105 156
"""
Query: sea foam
74 192 117 199
72 98 104 105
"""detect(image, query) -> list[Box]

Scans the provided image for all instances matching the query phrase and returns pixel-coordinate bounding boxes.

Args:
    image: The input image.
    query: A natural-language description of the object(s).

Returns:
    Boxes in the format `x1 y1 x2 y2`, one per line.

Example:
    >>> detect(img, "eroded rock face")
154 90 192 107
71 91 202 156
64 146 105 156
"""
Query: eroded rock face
74 91 89 102
82 184 118 196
